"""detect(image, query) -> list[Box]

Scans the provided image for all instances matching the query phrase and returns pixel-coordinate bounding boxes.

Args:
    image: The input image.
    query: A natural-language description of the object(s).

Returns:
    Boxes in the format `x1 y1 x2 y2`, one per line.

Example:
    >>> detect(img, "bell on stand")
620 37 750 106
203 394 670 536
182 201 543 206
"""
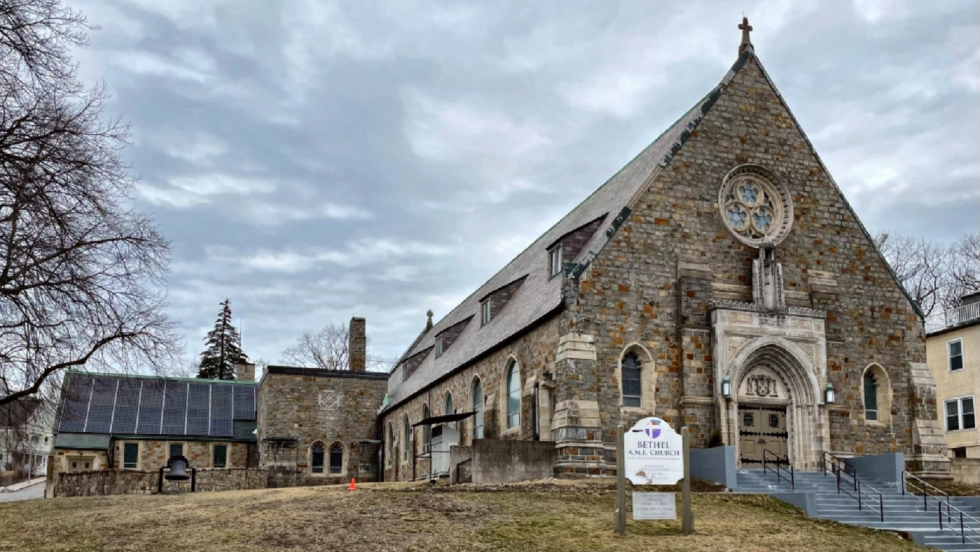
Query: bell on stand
165 456 190 481
159 455 196 492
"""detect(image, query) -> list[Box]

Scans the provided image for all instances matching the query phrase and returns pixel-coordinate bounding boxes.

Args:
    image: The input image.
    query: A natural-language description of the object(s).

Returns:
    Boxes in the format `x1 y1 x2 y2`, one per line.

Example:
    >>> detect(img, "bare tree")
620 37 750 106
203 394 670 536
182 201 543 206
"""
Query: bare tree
0 0 178 407
949 232 980 298
281 323 397 372
282 323 350 370
874 232 946 318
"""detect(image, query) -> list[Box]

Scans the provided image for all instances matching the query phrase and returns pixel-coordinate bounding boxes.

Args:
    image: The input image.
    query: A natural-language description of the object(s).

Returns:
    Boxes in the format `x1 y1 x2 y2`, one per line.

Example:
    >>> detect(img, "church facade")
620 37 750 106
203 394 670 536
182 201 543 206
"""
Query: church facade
378 32 948 480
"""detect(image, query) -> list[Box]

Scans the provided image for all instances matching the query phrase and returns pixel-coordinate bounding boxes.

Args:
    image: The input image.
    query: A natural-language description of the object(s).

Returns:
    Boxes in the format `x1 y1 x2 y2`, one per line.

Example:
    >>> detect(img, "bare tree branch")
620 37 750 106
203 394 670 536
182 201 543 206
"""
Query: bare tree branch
0 0 178 407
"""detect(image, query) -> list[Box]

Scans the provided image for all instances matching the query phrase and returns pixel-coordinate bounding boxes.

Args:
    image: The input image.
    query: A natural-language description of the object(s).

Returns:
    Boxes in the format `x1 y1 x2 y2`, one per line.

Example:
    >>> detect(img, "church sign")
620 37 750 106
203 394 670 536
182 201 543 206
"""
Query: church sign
632 492 676 520
624 417 684 485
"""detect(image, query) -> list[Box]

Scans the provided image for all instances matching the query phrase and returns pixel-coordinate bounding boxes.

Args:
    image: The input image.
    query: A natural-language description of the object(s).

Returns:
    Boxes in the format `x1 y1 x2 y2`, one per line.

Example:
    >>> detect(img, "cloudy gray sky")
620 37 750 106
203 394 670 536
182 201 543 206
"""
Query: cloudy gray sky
69 0 979 369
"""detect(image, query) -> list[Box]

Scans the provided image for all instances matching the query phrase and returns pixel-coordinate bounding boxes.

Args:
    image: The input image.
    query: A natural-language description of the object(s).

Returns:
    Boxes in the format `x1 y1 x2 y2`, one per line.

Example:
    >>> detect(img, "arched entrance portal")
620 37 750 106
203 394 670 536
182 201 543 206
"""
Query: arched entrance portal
725 341 824 470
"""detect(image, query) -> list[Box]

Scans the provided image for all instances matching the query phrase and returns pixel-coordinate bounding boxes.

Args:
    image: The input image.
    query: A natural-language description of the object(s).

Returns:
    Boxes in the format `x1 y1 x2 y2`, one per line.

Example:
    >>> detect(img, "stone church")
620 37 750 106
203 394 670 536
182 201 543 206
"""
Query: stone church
378 23 948 481
47 24 949 494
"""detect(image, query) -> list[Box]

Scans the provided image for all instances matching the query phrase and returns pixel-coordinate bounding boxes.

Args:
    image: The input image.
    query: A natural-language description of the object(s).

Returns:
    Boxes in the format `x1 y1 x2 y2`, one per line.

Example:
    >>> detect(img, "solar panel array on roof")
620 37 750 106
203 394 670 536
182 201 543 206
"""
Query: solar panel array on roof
57 373 257 438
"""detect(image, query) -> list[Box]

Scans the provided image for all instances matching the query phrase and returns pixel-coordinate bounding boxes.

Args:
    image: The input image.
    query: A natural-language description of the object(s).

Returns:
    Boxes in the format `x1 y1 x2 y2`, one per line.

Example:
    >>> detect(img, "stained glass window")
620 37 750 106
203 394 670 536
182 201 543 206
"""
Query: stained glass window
718 168 791 247
622 353 642 408
864 372 878 421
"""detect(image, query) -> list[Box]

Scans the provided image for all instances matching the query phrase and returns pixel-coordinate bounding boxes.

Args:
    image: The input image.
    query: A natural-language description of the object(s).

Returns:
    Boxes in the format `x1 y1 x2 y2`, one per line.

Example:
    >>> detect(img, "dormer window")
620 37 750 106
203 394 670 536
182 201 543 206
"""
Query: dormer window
481 300 491 325
434 335 444 357
550 245 563 277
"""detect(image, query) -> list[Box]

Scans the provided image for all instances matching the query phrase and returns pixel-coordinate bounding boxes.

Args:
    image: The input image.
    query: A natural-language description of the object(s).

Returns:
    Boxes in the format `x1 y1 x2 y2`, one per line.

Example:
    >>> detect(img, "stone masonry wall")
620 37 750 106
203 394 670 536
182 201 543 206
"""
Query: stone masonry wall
381 315 560 481
52 468 267 497
257 369 387 483
563 54 928 468
110 440 251 471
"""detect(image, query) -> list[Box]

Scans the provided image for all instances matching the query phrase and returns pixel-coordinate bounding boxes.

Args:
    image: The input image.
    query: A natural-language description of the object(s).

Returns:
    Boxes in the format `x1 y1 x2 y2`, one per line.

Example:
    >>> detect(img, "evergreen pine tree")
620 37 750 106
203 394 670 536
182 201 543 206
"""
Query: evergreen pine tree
197 299 248 380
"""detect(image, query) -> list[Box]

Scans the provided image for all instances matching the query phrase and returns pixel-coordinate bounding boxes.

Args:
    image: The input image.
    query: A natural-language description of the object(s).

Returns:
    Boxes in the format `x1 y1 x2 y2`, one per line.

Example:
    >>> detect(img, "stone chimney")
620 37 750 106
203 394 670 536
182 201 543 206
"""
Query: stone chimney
236 362 256 382
349 317 366 372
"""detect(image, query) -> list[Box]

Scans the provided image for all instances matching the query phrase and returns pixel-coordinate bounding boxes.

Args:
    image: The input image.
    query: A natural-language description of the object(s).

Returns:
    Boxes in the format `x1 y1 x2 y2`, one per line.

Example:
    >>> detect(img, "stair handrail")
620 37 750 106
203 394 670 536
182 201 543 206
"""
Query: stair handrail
903 471 980 546
762 449 794 490
821 451 883 522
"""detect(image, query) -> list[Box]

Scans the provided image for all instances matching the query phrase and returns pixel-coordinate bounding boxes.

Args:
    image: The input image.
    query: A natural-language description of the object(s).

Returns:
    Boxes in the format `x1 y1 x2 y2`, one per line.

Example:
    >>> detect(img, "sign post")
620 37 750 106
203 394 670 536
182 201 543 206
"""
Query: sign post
615 423 626 534
681 426 693 535
615 417 693 535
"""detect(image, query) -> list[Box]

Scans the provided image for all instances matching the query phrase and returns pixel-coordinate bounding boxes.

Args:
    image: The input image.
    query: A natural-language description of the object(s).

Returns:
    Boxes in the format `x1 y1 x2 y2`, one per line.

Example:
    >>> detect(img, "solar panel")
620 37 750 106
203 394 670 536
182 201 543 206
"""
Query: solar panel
57 373 259 437
210 384 233 436
58 374 93 432
136 380 165 434
84 377 117 433
186 383 210 436
111 379 141 434
233 385 256 420
161 382 188 435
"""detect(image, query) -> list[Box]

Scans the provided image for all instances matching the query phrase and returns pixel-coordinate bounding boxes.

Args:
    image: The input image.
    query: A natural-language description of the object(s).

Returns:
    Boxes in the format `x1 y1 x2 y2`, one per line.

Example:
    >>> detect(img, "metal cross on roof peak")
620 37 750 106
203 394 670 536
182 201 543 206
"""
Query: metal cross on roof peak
739 16 754 54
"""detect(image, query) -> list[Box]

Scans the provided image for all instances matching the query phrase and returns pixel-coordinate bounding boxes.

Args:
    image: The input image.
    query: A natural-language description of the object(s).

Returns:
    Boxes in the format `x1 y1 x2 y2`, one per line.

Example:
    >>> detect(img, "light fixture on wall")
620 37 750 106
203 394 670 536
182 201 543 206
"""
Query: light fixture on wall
825 382 835 404
722 375 732 399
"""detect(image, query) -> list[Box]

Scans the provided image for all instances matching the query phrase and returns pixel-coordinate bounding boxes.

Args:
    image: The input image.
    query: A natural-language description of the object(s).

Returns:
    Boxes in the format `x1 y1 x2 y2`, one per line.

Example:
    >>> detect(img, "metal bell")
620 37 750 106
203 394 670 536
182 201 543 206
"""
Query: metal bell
165 456 190 481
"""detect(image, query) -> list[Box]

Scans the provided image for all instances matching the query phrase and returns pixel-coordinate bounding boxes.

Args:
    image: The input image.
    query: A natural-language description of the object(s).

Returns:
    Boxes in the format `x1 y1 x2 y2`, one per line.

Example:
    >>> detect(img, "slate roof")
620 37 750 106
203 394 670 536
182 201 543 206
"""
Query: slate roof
383 65 737 412
53 433 111 450
385 46 921 411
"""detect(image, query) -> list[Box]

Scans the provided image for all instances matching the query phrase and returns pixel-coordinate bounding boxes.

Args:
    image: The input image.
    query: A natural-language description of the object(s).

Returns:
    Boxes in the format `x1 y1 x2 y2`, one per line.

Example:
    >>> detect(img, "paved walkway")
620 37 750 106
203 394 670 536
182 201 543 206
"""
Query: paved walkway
0 480 44 503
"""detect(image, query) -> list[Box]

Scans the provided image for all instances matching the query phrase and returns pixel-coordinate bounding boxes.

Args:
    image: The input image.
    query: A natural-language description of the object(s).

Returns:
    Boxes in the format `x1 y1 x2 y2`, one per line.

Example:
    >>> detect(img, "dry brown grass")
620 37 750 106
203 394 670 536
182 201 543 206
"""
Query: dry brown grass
0 480 927 552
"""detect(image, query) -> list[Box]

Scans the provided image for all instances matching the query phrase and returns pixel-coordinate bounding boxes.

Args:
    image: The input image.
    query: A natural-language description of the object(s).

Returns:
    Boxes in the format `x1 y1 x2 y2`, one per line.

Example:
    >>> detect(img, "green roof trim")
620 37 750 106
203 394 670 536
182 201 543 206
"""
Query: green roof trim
66 369 258 386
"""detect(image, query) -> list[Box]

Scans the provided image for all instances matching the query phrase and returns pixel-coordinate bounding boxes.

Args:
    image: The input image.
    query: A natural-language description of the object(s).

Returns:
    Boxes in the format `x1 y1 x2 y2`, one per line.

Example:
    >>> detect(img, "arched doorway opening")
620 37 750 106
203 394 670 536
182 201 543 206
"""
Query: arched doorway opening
725 341 823 470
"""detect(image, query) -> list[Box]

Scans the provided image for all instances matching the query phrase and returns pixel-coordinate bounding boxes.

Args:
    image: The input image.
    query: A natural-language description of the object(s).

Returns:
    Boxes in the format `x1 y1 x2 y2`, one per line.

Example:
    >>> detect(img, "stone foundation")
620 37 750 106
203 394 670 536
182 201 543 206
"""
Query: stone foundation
52 468 268 497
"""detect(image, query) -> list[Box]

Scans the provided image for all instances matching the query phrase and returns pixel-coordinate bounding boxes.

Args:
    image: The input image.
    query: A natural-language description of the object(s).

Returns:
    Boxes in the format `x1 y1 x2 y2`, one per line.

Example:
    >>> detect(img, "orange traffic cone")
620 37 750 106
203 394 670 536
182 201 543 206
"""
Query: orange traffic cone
348 478 356 491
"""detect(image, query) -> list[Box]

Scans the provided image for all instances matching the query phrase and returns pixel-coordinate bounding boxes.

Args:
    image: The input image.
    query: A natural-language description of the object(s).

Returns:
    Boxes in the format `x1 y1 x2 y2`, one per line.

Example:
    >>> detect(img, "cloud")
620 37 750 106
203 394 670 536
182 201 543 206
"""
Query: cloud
68 0 978 366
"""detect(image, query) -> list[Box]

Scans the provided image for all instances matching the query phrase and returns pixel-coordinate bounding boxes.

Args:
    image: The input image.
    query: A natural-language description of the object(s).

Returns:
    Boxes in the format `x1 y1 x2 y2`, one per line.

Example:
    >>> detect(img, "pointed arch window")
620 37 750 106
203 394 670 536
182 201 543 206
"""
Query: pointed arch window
387 423 394 466
311 442 325 474
422 404 431 453
473 378 484 439
445 392 455 429
329 443 343 474
864 372 878 421
506 361 520 429
402 415 410 461
622 352 642 407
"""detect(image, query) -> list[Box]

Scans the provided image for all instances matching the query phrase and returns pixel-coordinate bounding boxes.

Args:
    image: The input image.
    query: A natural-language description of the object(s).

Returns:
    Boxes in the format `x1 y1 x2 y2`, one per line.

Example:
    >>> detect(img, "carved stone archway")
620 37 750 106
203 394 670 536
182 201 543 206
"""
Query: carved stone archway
721 339 825 470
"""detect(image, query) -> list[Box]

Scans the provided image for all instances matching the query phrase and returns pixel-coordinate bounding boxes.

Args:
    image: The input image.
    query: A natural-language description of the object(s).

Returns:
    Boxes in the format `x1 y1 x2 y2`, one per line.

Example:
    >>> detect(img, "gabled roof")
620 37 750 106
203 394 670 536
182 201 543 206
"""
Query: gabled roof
383 54 750 412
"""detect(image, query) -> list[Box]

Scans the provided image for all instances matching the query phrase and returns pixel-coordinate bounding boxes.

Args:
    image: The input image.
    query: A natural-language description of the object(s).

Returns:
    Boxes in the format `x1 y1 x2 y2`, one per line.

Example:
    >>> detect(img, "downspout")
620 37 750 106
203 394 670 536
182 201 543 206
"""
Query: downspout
533 382 540 441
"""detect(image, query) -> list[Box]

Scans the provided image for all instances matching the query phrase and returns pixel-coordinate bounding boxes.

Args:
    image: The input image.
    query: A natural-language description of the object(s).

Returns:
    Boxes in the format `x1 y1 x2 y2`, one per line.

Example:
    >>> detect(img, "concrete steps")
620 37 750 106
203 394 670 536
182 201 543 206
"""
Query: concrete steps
734 469 980 552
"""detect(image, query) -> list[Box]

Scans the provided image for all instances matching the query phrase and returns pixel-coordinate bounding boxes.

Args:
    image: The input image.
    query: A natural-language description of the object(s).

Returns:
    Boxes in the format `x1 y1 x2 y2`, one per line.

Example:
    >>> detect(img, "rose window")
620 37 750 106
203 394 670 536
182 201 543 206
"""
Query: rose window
718 165 793 248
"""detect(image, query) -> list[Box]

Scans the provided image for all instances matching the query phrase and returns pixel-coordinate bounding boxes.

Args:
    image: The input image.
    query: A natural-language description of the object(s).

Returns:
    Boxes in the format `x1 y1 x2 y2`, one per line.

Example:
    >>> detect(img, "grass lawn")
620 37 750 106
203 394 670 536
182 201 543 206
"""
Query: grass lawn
0 480 927 552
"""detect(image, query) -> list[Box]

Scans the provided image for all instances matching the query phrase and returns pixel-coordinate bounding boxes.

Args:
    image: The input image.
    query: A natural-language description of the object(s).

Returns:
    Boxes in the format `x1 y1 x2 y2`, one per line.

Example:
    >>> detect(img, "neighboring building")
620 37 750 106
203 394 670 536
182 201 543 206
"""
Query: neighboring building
0 396 54 478
380 23 947 480
927 292 980 458
46 364 260 498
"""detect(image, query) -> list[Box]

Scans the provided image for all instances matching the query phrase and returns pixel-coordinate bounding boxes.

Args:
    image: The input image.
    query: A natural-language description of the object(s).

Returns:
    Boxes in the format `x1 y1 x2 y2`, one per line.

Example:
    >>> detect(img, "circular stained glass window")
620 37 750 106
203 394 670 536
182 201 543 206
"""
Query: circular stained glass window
718 165 793 248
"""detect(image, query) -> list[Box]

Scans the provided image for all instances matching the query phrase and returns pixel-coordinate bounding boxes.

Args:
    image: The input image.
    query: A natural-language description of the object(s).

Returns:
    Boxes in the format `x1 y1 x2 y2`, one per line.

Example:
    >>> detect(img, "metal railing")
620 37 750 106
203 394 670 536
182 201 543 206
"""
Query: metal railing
762 449 794 490
956 302 980 325
903 471 980 546
822 452 884 523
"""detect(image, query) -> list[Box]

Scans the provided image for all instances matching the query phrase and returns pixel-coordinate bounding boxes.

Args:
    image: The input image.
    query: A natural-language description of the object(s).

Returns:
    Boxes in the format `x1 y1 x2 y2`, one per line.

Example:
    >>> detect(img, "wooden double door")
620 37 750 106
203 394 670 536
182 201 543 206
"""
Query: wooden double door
738 404 788 466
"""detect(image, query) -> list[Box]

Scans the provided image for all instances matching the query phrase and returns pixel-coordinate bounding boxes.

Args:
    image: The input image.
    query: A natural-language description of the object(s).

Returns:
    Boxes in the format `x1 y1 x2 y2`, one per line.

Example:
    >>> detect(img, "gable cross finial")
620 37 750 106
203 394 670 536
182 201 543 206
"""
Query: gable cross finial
738 16 754 54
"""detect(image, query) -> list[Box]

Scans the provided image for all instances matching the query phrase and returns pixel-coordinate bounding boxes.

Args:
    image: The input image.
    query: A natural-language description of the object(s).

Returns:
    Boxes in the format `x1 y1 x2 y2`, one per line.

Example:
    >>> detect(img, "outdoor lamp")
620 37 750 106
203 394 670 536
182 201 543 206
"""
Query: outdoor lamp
825 382 835 404
722 375 732 398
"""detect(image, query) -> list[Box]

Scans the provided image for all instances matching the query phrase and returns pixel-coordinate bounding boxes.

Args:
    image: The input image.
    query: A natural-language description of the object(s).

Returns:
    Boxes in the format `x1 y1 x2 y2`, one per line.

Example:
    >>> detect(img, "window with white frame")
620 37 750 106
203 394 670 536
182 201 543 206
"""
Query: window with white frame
949 339 964 372
481 300 491 325
946 396 976 432
550 245 563 277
